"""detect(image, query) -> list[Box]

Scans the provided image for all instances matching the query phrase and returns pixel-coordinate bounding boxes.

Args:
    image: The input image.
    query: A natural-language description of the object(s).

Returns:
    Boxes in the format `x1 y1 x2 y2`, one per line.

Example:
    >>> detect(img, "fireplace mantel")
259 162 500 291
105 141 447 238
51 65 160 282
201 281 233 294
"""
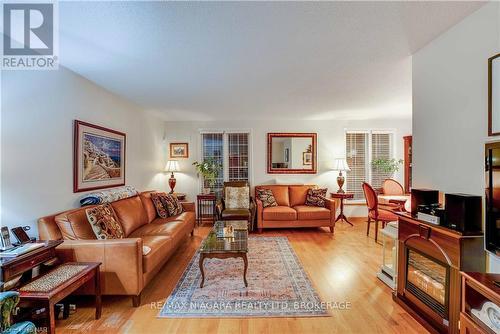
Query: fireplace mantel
394 213 485 334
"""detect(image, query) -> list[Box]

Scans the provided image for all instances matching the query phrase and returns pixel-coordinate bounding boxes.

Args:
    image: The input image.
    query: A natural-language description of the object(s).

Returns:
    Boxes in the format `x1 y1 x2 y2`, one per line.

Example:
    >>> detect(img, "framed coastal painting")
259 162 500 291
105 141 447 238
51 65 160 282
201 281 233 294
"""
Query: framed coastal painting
73 120 126 192
170 142 189 158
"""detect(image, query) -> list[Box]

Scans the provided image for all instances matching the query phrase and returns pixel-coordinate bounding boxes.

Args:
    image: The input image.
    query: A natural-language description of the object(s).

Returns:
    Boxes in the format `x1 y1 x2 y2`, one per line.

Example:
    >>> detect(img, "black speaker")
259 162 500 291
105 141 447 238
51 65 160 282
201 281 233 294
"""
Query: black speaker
444 193 482 233
411 189 440 214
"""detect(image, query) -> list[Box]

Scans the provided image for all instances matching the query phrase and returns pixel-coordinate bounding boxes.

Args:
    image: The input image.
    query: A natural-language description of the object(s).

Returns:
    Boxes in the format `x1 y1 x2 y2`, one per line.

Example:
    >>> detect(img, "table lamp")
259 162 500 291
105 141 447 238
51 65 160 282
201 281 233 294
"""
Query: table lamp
333 158 350 193
165 160 180 194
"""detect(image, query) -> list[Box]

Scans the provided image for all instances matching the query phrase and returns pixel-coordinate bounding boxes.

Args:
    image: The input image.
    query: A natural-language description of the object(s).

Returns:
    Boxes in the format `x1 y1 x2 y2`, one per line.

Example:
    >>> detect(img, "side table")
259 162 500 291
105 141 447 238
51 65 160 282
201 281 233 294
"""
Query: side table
196 194 217 226
330 192 354 226
1 240 63 291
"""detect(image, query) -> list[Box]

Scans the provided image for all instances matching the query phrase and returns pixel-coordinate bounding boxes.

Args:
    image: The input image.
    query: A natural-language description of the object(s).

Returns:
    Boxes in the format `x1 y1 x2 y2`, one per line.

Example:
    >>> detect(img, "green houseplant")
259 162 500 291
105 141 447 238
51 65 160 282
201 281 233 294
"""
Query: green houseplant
371 158 403 175
192 158 222 194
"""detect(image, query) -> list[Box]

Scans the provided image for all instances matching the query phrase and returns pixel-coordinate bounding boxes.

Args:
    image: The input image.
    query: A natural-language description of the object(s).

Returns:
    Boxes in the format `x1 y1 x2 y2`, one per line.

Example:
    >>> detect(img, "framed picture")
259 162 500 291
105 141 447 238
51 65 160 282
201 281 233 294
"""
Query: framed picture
489 53 500 136
74 120 126 193
170 142 189 158
303 152 312 165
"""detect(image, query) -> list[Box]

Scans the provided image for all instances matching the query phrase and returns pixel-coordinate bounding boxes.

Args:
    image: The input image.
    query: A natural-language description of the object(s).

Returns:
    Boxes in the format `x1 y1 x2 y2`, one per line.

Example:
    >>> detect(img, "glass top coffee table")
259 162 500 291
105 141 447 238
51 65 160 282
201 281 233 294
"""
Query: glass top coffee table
199 220 248 288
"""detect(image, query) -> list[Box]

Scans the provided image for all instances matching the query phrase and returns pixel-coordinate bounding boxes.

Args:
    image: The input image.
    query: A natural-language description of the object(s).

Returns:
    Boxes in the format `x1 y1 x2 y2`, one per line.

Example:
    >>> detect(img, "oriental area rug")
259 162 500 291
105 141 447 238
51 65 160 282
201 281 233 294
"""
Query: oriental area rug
159 236 329 318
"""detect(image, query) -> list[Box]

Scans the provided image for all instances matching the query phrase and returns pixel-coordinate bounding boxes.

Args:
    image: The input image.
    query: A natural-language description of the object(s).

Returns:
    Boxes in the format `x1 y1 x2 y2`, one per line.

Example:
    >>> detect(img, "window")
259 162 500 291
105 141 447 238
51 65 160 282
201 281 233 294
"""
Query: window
201 131 251 196
346 133 368 200
371 133 393 190
227 133 249 181
345 131 394 200
201 133 224 194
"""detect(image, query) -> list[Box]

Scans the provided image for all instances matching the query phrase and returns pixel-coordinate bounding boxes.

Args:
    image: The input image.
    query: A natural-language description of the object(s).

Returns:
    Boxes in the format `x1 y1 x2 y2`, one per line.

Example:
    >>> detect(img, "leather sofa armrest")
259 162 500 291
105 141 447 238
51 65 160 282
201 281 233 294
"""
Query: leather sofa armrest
181 202 195 212
322 197 337 222
55 238 144 295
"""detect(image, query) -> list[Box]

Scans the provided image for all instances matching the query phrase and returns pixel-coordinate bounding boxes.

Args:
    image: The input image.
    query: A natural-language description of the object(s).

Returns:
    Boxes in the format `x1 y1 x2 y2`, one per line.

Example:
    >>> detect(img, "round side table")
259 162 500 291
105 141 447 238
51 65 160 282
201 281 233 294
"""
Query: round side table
330 192 355 226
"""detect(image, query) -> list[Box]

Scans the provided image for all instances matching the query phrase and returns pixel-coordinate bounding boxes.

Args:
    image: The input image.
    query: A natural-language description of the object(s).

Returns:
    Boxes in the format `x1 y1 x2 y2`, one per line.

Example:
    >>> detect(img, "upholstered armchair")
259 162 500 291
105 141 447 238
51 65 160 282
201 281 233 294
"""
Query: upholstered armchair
216 181 256 231
0 291 36 334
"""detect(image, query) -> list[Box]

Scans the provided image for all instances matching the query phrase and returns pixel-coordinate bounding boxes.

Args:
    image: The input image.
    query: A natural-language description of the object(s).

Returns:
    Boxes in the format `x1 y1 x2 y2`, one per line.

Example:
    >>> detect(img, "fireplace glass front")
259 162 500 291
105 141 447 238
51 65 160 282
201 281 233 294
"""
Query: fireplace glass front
406 247 449 317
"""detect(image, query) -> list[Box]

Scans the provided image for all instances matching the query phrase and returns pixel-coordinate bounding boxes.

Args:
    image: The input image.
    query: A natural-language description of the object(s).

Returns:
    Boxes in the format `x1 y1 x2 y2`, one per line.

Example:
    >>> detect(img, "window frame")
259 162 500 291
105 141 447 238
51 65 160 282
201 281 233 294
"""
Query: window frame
344 128 397 202
198 129 253 193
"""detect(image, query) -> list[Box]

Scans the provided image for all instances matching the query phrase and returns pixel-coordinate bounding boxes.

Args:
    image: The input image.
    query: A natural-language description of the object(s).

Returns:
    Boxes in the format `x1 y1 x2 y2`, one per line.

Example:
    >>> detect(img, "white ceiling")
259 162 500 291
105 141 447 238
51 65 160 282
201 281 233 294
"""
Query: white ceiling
59 1 485 121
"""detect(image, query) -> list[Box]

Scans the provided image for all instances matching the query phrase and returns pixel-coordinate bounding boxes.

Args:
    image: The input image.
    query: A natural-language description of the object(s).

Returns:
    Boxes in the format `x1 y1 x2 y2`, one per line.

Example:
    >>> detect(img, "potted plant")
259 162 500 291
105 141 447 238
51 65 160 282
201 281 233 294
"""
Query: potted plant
371 158 404 176
192 158 222 194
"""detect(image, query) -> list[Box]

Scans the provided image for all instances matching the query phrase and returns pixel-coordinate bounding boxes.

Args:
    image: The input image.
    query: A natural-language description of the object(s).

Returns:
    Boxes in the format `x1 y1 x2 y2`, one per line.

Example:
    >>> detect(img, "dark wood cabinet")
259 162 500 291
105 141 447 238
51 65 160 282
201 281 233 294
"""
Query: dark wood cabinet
403 135 412 193
460 272 500 334
395 214 485 334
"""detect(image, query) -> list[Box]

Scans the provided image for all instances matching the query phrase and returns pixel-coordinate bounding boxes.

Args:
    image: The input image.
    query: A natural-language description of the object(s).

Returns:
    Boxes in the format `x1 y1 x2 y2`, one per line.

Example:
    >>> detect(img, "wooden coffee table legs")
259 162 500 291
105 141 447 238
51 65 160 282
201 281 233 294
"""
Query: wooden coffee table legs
242 254 248 287
199 252 248 288
199 255 206 288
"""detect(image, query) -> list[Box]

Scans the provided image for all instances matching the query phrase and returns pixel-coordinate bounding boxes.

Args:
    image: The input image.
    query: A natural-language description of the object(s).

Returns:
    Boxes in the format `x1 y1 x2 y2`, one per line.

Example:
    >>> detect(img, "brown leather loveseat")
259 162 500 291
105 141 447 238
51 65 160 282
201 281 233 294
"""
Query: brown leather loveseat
255 185 336 233
37 191 195 306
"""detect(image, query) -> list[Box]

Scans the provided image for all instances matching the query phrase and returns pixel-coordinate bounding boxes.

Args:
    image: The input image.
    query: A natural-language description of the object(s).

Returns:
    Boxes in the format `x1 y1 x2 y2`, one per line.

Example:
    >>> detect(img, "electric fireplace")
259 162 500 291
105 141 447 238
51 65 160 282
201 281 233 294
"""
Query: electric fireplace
395 212 485 334
406 247 449 318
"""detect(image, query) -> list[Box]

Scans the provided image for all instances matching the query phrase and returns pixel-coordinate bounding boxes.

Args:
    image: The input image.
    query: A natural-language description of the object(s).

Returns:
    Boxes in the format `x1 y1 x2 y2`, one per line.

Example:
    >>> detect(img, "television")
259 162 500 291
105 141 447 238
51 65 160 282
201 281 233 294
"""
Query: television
485 142 500 255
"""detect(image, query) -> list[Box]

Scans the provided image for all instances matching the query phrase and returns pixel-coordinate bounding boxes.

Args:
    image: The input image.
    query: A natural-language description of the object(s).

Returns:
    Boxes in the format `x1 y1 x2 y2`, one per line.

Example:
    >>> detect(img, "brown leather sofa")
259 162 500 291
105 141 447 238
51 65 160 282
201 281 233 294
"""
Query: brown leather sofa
37 191 195 307
255 185 336 233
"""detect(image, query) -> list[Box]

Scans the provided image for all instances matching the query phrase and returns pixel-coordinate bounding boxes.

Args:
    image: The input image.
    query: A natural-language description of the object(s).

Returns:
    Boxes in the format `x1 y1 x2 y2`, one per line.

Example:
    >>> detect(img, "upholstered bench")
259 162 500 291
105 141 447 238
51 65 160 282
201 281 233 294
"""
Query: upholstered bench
18 262 101 334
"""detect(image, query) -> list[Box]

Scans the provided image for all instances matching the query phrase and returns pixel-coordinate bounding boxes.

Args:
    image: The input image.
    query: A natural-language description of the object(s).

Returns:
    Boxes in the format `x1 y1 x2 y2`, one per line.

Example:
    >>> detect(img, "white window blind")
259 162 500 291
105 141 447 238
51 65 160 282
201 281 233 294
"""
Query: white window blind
201 132 250 196
345 131 394 200
371 133 393 189
346 133 368 200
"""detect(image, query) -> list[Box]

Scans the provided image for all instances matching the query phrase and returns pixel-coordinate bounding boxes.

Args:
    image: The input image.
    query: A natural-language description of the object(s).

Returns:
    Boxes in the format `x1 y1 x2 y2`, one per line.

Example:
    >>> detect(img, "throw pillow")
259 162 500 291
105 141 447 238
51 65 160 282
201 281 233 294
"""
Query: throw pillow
151 192 169 218
86 203 125 240
161 194 184 216
225 186 250 209
256 189 278 208
305 188 328 207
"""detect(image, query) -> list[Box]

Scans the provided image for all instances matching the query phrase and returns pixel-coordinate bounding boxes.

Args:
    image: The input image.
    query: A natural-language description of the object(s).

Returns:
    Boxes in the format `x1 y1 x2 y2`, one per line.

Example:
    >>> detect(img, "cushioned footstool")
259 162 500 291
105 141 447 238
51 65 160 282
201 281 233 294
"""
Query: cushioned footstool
18 262 101 334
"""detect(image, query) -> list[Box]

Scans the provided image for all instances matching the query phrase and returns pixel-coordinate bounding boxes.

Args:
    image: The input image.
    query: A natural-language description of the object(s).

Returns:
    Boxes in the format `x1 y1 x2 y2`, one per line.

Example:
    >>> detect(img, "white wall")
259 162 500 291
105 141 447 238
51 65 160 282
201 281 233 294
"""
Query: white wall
163 118 411 217
412 2 500 271
1 67 166 239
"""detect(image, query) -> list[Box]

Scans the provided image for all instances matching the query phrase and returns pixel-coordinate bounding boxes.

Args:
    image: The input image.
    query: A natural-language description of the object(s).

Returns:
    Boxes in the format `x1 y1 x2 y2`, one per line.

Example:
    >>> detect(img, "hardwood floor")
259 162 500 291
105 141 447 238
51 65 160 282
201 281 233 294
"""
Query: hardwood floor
56 218 427 334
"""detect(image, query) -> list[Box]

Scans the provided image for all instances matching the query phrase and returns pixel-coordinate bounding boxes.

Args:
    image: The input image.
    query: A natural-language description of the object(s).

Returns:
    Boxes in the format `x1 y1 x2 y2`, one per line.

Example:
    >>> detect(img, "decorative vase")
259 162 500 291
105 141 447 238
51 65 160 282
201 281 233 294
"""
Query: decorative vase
203 187 211 195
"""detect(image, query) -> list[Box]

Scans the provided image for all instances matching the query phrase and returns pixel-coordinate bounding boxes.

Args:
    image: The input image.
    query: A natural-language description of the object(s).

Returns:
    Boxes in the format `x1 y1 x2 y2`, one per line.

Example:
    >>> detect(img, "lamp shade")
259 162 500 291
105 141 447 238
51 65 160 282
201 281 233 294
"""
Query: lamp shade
332 158 350 171
165 160 180 172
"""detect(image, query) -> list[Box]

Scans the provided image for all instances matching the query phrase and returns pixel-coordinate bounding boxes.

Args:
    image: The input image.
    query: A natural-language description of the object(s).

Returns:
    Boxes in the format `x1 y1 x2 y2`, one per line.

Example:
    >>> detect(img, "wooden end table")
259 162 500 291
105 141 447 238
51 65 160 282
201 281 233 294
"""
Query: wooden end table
199 221 248 288
1 240 63 291
18 262 101 334
330 192 354 226
197 193 217 226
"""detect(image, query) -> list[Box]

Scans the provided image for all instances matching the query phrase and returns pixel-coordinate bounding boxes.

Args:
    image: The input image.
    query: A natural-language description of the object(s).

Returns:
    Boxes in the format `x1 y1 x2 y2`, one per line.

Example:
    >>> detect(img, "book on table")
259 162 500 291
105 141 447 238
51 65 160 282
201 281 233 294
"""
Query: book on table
0 243 45 257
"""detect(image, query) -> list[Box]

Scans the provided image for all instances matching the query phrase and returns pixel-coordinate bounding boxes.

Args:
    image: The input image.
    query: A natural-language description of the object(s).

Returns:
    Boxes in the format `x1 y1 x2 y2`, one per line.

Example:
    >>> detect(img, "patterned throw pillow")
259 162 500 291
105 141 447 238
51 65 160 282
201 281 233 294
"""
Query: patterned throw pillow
161 194 184 216
305 188 328 207
225 186 250 209
151 192 169 218
86 203 125 239
256 189 278 208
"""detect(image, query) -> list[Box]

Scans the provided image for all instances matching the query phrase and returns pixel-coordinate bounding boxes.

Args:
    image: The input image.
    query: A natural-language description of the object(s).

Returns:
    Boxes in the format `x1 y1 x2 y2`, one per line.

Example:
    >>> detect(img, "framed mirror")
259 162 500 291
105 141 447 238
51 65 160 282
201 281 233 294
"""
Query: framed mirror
267 133 317 174
489 53 500 136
